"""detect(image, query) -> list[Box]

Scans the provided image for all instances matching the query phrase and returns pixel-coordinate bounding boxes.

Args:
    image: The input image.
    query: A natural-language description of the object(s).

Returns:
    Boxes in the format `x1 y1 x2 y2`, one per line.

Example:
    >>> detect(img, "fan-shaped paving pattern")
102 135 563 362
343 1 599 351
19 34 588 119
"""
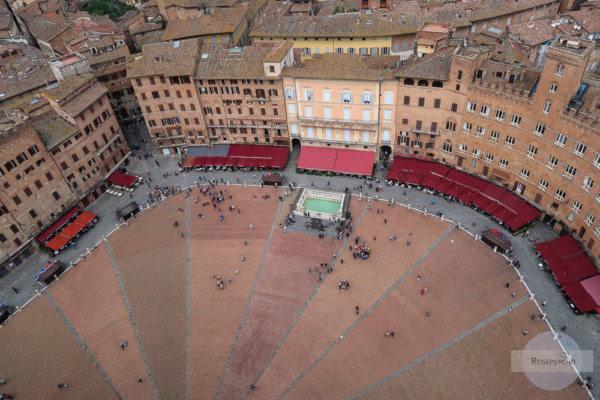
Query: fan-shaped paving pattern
0 186 586 400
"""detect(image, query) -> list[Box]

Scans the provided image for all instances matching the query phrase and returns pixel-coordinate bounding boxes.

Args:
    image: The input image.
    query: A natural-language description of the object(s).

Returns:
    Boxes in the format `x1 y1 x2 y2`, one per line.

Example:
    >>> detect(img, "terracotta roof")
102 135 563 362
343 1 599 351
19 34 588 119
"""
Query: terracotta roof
45 73 107 117
161 6 247 41
194 42 282 79
282 53 400 81
263 40 293 62
508 18 556 46
397 46 454 80
568 9 600 34
133 30 164 46
27 16 69 42
115 10 139 29
491 38 529 64
465 0 556 23
163 0 236 9
252 6 412 38
83 45 130 66
0 43 56 101
128 38 200 78
33 111 78 149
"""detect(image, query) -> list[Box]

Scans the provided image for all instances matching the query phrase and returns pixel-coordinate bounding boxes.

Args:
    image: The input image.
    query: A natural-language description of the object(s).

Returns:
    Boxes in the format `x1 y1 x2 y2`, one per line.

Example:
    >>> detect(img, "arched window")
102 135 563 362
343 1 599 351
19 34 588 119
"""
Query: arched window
418 79 429 87
432 81 443 88
403 78 414 86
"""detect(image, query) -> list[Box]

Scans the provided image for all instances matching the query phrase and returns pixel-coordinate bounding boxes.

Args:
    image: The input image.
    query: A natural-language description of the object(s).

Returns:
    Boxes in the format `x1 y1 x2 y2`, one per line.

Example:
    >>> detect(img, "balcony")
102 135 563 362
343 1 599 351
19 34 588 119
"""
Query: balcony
411 128 440 136
299 117 378 127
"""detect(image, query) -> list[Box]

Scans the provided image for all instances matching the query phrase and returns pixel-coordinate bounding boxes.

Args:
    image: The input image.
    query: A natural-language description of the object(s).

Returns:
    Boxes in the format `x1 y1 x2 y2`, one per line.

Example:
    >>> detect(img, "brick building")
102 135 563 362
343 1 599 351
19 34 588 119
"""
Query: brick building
129 39 294 154
0 113 74 273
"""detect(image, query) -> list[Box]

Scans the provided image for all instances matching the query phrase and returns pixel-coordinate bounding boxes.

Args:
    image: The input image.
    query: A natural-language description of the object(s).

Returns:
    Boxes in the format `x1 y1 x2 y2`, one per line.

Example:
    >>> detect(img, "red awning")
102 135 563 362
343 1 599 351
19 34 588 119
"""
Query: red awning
45 234 71 252
580 275 600 310
107 171 138 187
36 206 80 243
446 183 467 198
334 149 375 176
561 281 599 312
403 171 423 185
421 173 443 190
182 158 196 168
73 211 97 227
59 223 84 239
457 188 478 204
298 147 337 171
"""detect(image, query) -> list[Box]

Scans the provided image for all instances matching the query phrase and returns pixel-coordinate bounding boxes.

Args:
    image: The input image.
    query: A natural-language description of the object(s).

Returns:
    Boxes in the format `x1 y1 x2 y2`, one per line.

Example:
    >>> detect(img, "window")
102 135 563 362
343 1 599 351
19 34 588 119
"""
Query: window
52 191 60 200
490 130 500 142
510 114 521 126
13 195 21 205
565 164 577 178
152 91 159 99
556 133 567 146
547 155 558 169
555 188 566 201
46 172 53 181
539 179 549 190
324 107 331 120
521 168 530 179
550 83 558 93
534 123 546 136
363 109 371 122
343 108 351 121
573 200 582 213
556 64 564 76
445 121 456 131
288 104 296 114
495 110 505 120
303 48 311 56
418 97 425 107
403 96 410 105
451 103 457 112
480 105 490 116
342 92 353 103
34 179 42 189
443 143 452 153
463 122 472 132
305 105 312 118
475 126 485 137
459 144 468 153
384 110 392 120
4 160 16 171
528 145 538 158
303 89 313 101
543 101 551 113
28 145 39 156
485 153 494 162
583 176 594 190
384 91 394 105
10 224 18 234
596 224 600 237
434 99 441 109
416 120 422 130
291 124 298 135
307 127 314 138
323 90 331 102
467 102 476 112
594 153 600 168
574 142 587 156
363 131 370 143
499 158 509 168
29 209 37 219
361 93 373 104
505 136 515 147
24 187 32 197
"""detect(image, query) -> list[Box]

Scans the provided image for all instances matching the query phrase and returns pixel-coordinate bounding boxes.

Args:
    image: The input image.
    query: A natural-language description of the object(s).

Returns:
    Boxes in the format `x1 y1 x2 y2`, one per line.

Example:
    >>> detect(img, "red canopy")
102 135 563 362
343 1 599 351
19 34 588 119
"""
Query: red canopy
298 147 337 171
73 211 97 227
59 223 84 239
580 275 600 311
107 172 138 187
182 158 196 168
561 281 599 312
36 206 80 243
334 149 375 176
385 156 541 231
45 234 70 252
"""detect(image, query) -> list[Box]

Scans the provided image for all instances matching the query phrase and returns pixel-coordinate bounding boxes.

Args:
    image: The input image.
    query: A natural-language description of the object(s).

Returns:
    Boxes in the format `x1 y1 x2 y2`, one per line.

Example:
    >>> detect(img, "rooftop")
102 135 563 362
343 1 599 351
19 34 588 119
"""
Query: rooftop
128 39 201 78
508 18 556 46
45 73 107 117
282 53 400 81
397 46 454 81
549 35 594 57
161 6 247 41
33 111 78 149
195 42 287 79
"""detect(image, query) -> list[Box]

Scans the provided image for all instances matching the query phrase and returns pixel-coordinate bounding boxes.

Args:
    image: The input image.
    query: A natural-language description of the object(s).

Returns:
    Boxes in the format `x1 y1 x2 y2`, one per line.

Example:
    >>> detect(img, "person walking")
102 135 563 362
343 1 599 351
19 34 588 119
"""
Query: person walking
10 287 18 294
120 341 128 350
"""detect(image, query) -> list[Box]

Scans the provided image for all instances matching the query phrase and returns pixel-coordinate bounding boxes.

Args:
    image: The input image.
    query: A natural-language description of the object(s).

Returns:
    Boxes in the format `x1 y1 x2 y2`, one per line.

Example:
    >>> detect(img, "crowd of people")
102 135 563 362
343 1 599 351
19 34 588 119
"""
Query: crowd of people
148 185 179 204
